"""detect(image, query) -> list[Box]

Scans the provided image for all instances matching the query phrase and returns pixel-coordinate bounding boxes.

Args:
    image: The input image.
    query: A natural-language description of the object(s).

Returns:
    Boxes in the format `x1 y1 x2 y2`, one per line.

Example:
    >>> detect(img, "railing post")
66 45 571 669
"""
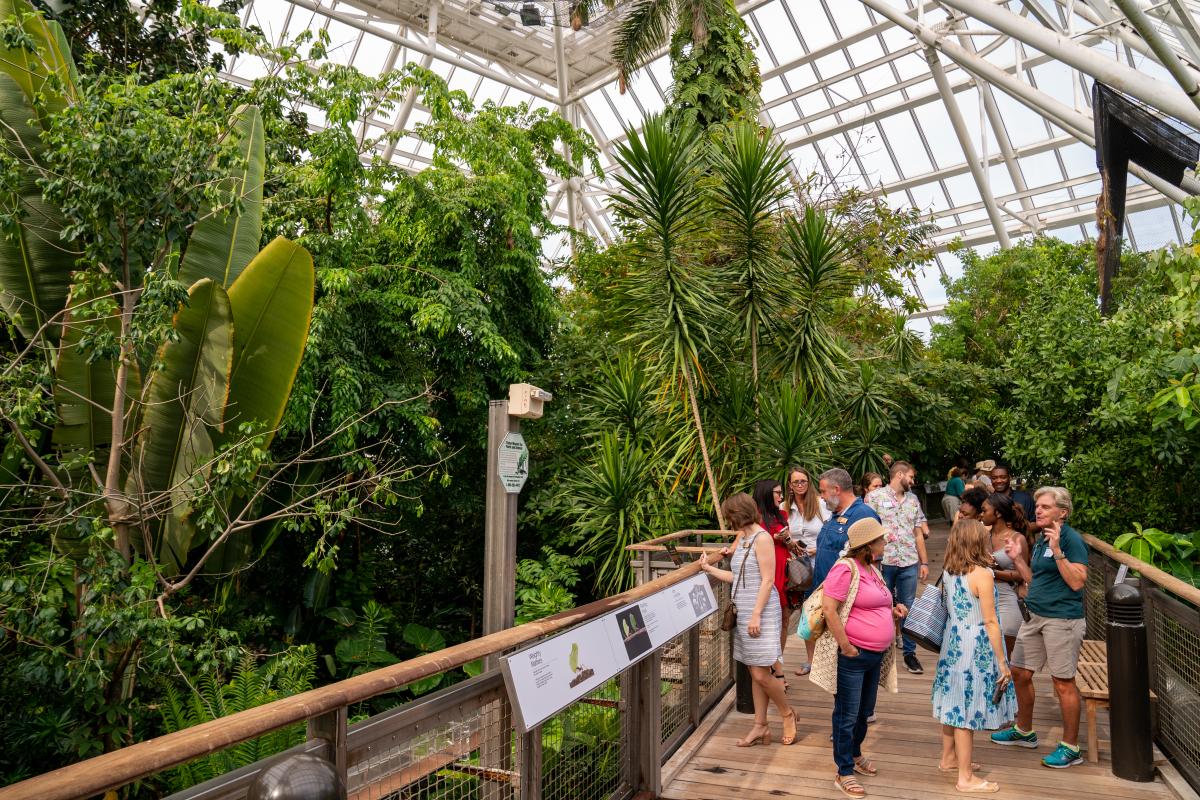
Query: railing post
626 652 663 796
518 726 542 800
481 695 514 800
687 626 701 727
305 707 347 787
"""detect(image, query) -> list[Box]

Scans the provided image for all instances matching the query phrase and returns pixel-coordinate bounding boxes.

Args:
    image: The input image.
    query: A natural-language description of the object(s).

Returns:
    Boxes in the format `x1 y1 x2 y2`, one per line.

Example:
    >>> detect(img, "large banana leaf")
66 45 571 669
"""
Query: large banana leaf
134 278 234 573
0 74 73 339
179 106 266 289
52 285 140 453
0 0 78 124
223 236 313 448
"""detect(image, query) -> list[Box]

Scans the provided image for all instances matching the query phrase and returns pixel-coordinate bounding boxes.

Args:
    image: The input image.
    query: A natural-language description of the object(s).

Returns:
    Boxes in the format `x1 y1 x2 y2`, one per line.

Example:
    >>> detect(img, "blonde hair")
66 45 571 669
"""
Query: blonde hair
785 466 820 523
943 519 993 576
1034 486 1073 519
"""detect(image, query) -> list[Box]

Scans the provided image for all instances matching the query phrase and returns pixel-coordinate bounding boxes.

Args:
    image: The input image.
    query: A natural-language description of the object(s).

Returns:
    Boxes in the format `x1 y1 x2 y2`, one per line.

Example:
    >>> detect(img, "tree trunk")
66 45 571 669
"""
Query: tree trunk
683 361 726 530
105 289 137 561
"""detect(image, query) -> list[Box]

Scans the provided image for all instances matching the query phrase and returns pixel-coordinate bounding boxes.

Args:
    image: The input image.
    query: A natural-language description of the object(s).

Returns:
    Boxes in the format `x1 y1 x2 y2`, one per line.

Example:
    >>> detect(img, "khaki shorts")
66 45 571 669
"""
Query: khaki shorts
1010 613 1086 679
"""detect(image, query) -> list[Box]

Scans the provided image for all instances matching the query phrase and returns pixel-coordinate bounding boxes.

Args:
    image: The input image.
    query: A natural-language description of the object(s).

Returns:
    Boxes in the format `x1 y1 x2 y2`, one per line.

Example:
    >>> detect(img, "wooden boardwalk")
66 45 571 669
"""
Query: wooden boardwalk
661 522 1178 800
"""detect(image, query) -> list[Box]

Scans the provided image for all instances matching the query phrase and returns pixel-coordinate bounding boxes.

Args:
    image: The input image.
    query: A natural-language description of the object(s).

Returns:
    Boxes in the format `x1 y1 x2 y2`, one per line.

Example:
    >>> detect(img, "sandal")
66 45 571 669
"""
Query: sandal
834 775 867 798
780 708 797 745
939 762 982 773
771 667 790 691
853 756 878 776
794 664 811 676
956 780 999 794
736 723 771 747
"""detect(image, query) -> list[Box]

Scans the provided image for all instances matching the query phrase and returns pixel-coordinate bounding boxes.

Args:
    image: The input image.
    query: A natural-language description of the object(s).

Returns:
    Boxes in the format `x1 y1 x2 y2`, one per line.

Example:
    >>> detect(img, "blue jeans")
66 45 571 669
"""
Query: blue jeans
833 648 885 776
882 563 919 656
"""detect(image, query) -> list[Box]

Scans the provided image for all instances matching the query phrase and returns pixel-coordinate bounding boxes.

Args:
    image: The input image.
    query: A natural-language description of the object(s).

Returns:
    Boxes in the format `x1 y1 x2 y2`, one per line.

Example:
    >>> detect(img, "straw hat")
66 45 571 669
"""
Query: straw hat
847 518 886 550
975 459 996 472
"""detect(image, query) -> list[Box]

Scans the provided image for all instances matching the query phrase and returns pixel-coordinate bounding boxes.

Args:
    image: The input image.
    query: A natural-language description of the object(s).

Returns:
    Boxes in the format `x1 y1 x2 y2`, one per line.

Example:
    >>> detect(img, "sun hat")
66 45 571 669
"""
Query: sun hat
847 518 886 550
975 459 996 472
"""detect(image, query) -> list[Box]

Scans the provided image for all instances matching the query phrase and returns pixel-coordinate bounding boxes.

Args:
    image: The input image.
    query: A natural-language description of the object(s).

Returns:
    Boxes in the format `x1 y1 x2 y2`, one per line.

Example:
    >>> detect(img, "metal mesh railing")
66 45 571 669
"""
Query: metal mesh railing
659 632 690 747
541 680 625 800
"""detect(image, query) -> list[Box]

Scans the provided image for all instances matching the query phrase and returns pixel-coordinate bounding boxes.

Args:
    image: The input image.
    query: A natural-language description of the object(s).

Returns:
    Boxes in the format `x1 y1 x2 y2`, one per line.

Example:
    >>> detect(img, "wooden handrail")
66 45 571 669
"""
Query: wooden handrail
0 561 705 800
1084 533 1200 608
625 528 735 551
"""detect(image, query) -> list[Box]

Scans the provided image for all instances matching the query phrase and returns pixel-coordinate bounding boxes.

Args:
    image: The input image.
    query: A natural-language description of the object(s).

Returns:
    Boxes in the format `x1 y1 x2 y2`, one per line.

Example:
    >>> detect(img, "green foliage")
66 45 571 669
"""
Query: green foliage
667 7 761 130
159 647 317 791
516 548 587 624
1114 523 1200 586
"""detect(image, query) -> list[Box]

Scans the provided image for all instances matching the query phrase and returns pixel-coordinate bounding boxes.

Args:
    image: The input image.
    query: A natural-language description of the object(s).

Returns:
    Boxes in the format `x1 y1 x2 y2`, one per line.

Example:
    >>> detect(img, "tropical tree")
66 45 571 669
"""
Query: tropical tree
609 114 727 527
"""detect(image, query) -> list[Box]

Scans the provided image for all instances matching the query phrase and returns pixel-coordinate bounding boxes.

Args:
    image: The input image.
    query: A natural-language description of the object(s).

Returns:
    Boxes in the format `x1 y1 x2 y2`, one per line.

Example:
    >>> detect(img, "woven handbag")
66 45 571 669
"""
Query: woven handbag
902 575 948 652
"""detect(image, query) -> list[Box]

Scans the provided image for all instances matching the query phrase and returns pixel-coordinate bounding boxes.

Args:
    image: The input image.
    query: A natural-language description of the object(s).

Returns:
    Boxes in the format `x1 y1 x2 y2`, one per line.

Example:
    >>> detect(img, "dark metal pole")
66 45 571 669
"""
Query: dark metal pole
735 661 754 713
1106 579 1154 781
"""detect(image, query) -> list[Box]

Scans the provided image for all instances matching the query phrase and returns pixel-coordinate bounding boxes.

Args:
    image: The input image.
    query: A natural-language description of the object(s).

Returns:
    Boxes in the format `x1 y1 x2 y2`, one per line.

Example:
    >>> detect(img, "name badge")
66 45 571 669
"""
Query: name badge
837 517 848 524
1044 547 1055 559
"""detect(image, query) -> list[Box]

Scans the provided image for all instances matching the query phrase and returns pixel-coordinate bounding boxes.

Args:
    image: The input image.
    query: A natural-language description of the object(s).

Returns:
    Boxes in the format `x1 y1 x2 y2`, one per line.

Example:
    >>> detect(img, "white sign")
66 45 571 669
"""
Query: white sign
497 432 529 494
500 572 718 732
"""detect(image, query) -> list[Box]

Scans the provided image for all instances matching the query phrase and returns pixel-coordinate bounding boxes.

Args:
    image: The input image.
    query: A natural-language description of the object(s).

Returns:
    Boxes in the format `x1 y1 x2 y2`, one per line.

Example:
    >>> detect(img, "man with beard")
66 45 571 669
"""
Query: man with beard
866 461 930 674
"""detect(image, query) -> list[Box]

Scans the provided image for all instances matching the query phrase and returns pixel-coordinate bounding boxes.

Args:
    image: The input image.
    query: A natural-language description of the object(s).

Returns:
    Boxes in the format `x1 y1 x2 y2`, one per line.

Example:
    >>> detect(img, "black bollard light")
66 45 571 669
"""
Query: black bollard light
1106 580 1154 782
736 661 754 713
248 752 346 800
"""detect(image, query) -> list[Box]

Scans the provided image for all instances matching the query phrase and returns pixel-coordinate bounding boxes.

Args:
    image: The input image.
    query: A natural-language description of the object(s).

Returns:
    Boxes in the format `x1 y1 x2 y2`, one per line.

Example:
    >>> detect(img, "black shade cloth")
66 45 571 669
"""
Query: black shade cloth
1093 83 1199 313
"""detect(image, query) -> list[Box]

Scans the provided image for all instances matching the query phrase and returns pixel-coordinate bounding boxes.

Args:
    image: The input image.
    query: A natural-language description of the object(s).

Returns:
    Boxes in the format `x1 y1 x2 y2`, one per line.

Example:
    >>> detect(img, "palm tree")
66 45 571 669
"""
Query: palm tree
605 0 738 94
709 122 791 398
774 207 854 398
609 114 727 528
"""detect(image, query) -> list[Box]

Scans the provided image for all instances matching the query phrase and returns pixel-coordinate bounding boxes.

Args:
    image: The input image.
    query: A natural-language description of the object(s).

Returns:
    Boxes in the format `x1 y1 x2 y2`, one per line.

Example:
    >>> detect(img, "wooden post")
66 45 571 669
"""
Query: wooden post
306 707 347 786
484 400 520 668
518 725 542 800
626 653 663 796
687 626 701 728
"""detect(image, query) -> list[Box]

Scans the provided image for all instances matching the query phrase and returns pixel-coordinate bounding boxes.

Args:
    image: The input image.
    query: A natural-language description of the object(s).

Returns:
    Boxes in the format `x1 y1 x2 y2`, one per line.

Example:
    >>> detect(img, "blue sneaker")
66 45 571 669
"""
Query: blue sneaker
1042 742 1083 769
990 727 1038 748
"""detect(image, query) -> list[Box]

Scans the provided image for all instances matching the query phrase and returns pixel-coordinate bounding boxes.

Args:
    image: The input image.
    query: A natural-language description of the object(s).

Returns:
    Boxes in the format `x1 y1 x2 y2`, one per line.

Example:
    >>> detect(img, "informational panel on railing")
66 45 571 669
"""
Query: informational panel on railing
500 572 718 732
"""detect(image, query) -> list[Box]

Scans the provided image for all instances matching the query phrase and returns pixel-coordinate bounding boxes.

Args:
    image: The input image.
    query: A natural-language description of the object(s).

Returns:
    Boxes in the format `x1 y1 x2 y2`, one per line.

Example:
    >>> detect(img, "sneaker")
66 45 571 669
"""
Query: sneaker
990 727 1038 748
866 713 878 724
1042 743 1083 769
903 653 923 674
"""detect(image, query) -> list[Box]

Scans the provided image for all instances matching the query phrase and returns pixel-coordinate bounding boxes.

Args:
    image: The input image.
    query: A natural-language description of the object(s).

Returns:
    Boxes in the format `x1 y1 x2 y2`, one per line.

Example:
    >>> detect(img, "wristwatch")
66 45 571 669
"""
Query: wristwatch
1054 552 1067 560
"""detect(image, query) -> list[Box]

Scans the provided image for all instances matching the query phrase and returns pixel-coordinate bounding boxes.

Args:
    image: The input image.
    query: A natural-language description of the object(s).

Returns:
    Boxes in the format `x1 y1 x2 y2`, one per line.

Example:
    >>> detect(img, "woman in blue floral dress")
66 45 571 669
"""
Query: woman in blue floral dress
932 519 1016 794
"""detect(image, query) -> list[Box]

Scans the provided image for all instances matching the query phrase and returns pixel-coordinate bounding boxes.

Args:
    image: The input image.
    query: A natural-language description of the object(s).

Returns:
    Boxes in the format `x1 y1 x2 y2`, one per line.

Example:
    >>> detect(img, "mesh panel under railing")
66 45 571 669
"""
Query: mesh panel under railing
1085 549 1110 641
699 581 731 704
347 691 515 800
1152 596 1200 789
540 679 626 800
659 632 690 747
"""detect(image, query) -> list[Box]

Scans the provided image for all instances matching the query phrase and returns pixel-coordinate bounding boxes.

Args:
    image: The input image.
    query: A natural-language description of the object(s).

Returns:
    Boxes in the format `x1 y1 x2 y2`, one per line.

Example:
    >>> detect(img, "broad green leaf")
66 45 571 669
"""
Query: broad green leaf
179 106 265 289
1129 538 1152 565
402 622 445 652
405 675 442 695
462 659 483 678
223 237 313 448
322 607 357 627
1113 532 1136 550
0 74 73 340
0 0 78 124
133 278 233 574
52 285 140 453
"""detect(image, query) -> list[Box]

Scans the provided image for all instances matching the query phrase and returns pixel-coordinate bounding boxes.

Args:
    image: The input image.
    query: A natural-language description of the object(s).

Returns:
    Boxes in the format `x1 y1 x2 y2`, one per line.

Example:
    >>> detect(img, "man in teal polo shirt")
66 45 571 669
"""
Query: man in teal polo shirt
991 486 1089 769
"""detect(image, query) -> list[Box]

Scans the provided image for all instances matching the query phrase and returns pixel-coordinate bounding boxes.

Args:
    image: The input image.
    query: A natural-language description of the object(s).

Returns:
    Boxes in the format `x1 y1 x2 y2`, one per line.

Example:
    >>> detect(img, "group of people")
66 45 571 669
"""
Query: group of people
698 460 1092 798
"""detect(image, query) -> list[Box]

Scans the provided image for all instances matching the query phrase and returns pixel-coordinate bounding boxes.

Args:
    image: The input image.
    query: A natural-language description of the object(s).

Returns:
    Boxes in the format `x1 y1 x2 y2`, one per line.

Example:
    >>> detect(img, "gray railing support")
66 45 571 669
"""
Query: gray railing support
305 706 347 787
687 626 701 727
627 652 663 796
518 726 543 800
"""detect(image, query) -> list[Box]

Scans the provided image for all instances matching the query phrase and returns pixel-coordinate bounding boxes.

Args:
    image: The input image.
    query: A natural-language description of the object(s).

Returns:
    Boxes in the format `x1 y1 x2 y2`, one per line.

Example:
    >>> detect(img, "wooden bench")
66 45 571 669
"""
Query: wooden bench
1074 639 1156 764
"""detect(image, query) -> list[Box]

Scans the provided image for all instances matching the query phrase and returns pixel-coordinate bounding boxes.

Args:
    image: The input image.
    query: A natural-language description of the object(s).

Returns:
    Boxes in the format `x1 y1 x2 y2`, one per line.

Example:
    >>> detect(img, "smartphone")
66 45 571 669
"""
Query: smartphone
991 675 1010 706
663 540 683 566
1017 597 1032 623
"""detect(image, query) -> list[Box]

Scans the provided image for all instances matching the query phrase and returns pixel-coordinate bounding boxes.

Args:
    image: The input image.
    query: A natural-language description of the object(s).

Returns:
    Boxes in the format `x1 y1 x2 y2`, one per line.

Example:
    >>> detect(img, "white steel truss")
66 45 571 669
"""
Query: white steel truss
226 0 1200 321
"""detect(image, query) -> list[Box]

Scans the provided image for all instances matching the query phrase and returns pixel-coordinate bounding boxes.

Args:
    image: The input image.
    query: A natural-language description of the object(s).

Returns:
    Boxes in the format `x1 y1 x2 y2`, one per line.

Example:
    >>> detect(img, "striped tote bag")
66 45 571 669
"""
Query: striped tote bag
902 577 948 653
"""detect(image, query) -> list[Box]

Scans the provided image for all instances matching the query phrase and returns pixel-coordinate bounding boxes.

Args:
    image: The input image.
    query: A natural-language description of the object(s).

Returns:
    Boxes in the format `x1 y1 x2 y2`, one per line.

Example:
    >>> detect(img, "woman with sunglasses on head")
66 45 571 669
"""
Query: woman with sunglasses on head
785 466 827 676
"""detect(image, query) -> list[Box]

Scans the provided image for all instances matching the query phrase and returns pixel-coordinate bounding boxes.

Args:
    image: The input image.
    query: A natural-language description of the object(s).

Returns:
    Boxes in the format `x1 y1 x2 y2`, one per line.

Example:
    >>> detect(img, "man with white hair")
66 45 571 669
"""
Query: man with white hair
990 486 1089 769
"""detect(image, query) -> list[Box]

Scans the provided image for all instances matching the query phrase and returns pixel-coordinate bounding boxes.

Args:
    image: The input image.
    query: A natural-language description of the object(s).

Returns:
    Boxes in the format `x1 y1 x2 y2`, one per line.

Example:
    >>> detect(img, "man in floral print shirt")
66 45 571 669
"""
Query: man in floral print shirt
866 461 930 674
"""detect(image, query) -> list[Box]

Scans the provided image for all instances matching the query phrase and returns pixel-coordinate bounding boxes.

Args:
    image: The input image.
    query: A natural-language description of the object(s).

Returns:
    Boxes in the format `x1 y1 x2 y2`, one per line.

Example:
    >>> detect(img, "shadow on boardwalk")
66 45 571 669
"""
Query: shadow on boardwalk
661 522 1176 800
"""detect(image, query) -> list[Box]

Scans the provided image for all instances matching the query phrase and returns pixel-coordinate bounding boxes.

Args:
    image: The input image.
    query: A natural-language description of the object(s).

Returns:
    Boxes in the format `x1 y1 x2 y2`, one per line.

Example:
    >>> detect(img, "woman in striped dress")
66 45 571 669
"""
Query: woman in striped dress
700 493 796 747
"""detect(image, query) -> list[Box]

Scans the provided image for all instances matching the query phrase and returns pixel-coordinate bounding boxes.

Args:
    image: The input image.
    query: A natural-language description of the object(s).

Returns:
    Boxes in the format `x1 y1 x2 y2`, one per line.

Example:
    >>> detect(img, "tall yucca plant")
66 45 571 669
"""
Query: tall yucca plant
777 206 853 399
710 122 791 396
751 384 835 481
609 114 726 528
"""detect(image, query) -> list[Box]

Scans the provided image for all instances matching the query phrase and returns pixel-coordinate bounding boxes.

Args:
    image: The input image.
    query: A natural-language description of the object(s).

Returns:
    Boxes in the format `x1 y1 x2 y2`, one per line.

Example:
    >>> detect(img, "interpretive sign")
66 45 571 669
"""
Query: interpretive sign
500 572 718 732
497 432 529 494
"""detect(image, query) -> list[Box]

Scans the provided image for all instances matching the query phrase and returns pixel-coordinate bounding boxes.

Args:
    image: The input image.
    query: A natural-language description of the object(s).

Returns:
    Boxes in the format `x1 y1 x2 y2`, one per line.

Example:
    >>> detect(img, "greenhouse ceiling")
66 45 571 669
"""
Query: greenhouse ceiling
225 0 1200 319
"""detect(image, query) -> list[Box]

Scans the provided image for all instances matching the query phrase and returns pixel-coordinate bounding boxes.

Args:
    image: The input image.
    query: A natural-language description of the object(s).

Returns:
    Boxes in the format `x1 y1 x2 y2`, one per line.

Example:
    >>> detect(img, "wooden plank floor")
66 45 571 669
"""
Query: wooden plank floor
661 521 1174 800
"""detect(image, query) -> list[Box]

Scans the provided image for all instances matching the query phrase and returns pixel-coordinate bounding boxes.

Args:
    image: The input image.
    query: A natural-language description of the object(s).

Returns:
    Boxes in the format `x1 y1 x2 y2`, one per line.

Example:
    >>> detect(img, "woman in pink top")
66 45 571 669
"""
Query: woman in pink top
822 518 908 798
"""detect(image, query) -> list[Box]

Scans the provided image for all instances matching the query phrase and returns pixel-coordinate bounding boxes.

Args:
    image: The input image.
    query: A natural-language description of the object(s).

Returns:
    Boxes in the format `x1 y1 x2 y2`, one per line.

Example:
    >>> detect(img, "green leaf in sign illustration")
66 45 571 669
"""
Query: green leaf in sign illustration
569 642 579 673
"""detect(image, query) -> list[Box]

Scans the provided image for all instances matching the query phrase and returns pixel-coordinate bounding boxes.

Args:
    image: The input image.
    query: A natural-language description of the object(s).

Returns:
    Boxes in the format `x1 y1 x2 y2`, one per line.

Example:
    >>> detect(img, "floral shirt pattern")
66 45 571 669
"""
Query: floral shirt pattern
865 486 926 567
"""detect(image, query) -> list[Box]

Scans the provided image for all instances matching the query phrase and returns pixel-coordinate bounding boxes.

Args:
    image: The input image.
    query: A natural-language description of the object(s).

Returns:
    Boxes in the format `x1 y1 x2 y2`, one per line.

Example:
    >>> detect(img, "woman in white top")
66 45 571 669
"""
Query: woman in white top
785 465 829 676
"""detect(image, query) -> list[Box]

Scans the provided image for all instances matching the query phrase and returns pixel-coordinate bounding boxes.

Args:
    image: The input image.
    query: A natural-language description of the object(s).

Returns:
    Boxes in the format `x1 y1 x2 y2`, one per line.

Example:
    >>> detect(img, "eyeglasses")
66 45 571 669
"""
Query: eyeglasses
790 479 809 486
772 488 784 495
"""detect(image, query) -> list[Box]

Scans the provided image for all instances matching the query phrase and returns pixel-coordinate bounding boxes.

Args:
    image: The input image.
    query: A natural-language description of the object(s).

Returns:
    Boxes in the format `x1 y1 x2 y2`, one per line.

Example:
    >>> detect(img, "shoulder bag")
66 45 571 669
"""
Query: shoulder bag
785 550 813 592
902 574 949 652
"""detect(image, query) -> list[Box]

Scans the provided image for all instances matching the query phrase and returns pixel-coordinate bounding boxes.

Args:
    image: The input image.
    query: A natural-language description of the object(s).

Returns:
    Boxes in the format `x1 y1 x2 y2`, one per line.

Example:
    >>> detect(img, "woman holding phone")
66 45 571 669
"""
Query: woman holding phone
931 520 1016 794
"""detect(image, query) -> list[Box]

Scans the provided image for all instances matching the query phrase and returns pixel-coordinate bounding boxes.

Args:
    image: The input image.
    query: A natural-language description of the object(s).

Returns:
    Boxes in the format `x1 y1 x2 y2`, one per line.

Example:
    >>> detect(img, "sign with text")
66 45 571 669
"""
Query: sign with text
497 432 529 494
500 572 718 732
